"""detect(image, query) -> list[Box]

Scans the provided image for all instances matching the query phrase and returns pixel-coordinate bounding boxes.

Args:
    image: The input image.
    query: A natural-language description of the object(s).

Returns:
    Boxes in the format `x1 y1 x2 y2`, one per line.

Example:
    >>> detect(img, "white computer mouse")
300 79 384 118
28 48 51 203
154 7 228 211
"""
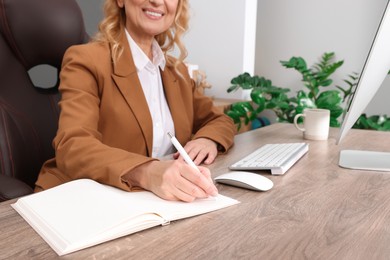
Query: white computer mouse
214 171 273 191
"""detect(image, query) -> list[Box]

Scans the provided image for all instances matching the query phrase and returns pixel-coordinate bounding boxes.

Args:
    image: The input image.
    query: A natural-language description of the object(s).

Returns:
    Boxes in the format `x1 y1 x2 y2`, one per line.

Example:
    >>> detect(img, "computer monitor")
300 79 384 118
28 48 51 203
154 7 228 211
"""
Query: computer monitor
337 0 390 171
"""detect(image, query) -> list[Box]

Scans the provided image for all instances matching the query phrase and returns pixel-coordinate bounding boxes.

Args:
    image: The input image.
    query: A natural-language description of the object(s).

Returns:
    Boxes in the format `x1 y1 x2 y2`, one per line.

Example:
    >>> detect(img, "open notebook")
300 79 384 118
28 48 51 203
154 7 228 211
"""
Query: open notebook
12 179 239 256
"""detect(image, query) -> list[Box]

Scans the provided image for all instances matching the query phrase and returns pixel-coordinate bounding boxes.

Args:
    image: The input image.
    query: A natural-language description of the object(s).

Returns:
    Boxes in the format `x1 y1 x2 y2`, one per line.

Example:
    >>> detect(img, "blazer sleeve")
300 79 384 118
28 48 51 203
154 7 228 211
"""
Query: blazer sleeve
181 66 236 152
192 86 237 152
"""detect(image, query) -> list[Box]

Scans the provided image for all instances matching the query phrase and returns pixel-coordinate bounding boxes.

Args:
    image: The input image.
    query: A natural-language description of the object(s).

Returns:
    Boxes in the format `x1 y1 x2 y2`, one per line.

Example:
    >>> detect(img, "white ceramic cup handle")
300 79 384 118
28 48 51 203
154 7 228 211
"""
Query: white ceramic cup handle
294 114 305 132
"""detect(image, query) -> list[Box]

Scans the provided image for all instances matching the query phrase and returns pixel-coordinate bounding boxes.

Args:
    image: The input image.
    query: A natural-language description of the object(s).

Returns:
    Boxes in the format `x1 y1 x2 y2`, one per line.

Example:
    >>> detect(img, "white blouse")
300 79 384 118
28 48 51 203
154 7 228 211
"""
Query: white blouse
125 30 175 158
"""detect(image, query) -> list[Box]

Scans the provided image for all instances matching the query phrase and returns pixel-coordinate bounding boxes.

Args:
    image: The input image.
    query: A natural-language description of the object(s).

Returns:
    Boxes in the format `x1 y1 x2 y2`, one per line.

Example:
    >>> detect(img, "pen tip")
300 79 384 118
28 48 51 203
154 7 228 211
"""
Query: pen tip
167 132 173 138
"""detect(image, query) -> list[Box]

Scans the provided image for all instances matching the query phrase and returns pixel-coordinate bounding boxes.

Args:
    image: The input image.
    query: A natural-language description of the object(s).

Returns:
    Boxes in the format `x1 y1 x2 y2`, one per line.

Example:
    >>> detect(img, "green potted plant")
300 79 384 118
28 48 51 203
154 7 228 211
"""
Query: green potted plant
225 52 390 131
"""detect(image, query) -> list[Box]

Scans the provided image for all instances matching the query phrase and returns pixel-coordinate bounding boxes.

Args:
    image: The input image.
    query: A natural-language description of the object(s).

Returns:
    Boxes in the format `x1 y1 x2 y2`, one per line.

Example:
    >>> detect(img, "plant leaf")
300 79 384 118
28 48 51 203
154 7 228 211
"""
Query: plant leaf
316 90 342 107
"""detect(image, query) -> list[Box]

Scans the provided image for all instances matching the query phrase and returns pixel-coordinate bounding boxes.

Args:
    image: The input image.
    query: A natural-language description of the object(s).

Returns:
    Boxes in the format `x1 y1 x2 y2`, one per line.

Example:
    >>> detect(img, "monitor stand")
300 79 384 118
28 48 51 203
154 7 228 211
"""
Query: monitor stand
339 150 390 171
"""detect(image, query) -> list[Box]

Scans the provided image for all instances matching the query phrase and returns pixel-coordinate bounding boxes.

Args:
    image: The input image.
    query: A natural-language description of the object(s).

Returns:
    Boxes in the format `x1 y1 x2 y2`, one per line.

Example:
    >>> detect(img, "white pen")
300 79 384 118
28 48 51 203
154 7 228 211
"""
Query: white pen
167 132 199 172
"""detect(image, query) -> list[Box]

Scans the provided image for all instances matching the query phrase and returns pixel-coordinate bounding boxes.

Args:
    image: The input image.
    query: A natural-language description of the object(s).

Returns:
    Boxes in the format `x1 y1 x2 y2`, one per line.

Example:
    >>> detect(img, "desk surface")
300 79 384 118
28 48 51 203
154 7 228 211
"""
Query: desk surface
1 123 390 259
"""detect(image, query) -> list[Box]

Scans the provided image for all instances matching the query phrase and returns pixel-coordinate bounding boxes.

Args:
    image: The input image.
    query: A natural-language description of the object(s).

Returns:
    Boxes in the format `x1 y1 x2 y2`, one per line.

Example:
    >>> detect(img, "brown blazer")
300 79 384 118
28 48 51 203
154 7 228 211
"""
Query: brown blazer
35 33 236 191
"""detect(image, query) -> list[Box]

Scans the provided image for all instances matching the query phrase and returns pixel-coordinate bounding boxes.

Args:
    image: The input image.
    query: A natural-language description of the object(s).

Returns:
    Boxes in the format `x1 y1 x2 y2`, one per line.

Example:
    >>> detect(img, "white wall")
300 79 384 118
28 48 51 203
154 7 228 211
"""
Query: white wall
254 0 390 115
184 0 257 99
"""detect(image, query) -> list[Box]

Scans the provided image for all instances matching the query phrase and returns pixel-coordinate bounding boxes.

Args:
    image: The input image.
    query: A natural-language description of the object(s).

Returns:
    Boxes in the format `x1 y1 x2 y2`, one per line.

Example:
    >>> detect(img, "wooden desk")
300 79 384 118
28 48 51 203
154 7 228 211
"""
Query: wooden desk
1 123 390 259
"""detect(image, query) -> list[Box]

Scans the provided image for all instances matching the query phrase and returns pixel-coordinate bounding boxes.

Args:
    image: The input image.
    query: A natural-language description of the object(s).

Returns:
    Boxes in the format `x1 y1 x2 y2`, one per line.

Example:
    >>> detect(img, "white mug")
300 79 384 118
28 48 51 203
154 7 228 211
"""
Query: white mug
293 108 330 140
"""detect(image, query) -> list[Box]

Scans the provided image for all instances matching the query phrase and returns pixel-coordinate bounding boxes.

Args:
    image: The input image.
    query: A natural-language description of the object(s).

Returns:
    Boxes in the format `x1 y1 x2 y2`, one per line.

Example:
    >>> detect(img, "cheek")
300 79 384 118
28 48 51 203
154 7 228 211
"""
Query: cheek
165 4 178 26
166 0 179 15
165 14 176 27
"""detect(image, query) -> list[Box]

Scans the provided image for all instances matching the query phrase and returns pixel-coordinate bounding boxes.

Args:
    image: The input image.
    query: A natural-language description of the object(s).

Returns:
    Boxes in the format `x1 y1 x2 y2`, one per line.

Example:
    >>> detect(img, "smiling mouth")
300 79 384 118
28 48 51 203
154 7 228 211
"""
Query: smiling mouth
143 9 164 18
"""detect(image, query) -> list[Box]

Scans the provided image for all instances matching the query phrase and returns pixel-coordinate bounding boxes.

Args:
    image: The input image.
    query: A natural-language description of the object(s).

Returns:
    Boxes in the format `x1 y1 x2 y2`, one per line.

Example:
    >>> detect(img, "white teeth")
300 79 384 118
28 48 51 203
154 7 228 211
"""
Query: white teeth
145 10 162 17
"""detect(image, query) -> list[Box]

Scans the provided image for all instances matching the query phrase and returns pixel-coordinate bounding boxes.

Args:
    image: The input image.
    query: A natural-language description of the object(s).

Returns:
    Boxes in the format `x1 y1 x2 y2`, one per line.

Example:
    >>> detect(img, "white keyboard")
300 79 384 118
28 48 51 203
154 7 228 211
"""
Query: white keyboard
229 143 309 175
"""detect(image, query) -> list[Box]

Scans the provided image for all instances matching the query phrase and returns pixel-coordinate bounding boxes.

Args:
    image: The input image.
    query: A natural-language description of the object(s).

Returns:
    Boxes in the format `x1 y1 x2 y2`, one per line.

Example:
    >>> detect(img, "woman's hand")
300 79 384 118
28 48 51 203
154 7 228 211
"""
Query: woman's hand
127 160 218 202
173 138 218 165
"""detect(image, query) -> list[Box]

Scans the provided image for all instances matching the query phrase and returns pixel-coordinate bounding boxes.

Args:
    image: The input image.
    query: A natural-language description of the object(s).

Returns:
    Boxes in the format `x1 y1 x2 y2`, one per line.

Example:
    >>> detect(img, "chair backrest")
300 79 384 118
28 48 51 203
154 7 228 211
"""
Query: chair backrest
0 0 89 189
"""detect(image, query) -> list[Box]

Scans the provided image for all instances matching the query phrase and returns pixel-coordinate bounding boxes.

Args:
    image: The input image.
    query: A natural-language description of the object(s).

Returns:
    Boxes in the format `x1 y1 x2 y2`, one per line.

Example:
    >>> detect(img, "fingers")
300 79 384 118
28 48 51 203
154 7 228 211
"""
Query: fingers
150 173 205 203
178 165 218 197
166 164 218 202
168 186 203 202
190 147 217 165
179 138 218 165
146 161 217 202
173 177 209 201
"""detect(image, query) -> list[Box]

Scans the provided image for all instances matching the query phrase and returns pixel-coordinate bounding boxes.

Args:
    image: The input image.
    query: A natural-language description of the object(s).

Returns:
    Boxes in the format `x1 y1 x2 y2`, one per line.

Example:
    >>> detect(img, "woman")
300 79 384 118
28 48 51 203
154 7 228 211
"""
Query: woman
35 0 236 202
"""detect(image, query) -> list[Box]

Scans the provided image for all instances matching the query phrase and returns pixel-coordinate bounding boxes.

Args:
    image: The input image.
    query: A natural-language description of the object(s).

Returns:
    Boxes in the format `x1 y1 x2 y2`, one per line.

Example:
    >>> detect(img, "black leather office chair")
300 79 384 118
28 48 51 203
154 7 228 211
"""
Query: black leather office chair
0 0 89 201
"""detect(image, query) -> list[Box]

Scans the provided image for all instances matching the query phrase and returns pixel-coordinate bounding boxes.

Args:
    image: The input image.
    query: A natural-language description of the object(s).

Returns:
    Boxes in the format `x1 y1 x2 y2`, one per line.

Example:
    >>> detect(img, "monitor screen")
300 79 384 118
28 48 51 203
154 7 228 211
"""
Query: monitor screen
337 0 390 171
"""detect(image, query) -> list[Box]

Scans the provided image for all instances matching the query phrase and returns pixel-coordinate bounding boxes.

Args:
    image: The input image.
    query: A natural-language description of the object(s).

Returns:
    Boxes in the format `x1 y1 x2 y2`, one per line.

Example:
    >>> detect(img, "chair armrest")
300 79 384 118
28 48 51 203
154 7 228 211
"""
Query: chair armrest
0 175 34 202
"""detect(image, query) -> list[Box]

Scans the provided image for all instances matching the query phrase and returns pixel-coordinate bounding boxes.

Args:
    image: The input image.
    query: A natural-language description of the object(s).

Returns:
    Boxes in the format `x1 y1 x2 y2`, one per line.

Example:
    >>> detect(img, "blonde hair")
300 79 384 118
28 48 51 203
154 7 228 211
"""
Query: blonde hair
94 0 189 73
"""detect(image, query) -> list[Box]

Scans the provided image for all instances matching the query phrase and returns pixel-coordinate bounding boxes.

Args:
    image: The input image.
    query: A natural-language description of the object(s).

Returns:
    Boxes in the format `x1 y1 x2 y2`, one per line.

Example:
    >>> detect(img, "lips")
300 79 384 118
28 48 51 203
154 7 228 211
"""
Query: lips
143 8 164 18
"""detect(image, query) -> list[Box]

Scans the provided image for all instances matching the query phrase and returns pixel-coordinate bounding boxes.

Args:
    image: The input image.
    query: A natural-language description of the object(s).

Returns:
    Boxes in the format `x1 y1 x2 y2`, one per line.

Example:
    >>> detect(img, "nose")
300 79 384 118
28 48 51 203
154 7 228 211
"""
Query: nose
149 0 163 5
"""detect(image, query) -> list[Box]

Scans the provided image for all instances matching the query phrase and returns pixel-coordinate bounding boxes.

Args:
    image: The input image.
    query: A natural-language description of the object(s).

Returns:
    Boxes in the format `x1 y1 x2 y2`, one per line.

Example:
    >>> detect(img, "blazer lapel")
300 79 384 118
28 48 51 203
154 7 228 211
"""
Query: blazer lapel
111 33 153 156
161 67 191 144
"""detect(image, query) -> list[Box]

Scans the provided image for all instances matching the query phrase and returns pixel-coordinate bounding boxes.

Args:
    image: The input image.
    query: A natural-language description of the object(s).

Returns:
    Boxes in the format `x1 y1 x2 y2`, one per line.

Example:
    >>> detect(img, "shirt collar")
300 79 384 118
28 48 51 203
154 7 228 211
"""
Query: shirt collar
125 29 166 72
